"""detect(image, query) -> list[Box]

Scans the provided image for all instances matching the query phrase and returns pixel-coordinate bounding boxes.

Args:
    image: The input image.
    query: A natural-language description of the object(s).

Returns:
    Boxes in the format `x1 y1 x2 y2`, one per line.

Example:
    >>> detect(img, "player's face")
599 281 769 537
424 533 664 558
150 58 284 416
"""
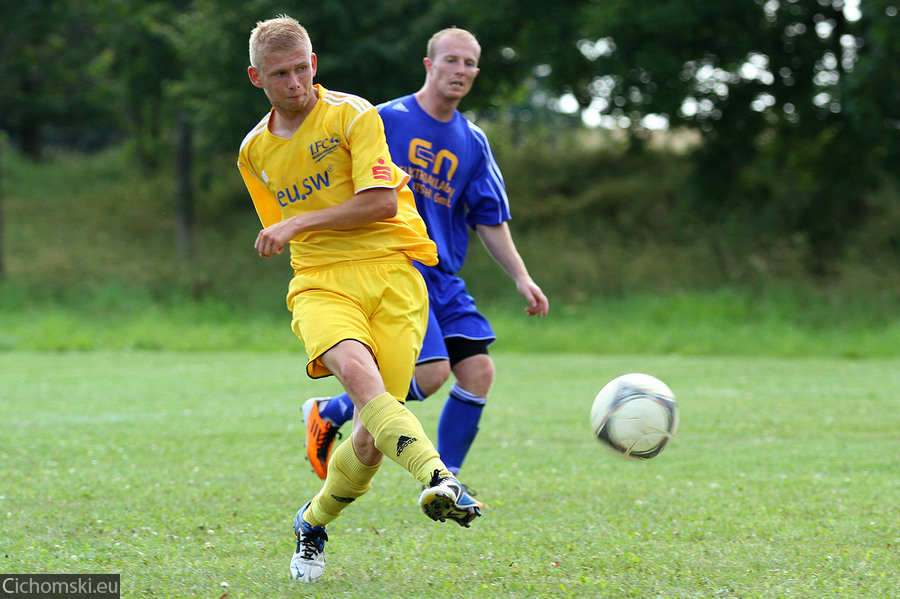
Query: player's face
427 36 480 101
251 45 318 116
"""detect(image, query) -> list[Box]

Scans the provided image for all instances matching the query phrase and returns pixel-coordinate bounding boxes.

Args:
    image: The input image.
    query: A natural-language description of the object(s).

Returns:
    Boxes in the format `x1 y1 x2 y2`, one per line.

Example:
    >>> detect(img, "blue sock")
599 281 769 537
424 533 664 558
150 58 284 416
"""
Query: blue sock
320 375 428 427
436 383 486 476
406 376 428 402
318 392 354 426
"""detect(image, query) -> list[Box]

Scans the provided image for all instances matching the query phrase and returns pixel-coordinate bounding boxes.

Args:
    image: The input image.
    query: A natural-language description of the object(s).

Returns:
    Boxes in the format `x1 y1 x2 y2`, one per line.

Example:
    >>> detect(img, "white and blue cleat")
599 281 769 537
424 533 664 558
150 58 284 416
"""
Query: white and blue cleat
290 502 327 583
418 470 482 527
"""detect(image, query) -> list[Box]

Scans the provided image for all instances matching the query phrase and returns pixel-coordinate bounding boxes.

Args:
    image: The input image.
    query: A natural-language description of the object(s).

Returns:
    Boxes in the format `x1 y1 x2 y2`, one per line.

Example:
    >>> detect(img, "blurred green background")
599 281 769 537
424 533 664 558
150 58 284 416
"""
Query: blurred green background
2 0 900 354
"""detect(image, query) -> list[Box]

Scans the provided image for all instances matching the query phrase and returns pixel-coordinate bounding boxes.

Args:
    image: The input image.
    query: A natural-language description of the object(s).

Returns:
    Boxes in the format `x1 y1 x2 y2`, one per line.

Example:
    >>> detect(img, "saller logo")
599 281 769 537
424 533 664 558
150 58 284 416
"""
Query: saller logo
396 435 417 456
372 158 392 181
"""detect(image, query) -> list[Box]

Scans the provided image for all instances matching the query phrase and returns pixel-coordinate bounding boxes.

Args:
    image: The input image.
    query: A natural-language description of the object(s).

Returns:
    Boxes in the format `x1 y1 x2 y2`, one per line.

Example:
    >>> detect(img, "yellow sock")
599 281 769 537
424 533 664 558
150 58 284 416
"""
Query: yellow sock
306 437 380 527
359 392 451 485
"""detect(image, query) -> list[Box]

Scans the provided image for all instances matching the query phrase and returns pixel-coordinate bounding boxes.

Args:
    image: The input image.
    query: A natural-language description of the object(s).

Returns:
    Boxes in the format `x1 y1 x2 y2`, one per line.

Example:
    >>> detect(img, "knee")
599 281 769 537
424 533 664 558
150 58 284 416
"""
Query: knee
351 423 381 466
478 357 495 382
323 341 383 401
415 360 451 396
453 354 495 397
334 354 371 385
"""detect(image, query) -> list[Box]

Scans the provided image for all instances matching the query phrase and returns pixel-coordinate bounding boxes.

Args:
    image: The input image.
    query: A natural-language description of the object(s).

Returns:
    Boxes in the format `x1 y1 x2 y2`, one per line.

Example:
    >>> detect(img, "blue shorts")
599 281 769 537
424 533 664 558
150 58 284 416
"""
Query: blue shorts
414 263 496 364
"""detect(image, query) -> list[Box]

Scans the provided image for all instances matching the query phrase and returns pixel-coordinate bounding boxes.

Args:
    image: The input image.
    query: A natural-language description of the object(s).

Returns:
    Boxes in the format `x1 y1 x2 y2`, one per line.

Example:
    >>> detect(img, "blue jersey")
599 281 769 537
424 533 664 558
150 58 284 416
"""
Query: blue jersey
377 94 510 274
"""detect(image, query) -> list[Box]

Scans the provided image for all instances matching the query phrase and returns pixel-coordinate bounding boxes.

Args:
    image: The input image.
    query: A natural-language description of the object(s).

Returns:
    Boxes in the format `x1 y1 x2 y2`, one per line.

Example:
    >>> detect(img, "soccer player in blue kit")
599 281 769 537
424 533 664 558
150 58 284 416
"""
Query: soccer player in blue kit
303 27 550 486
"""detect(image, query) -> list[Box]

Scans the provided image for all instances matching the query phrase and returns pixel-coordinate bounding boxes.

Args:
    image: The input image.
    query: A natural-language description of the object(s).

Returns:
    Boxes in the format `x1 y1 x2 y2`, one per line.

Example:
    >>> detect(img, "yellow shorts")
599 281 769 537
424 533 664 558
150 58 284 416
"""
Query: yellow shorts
286 258 428 399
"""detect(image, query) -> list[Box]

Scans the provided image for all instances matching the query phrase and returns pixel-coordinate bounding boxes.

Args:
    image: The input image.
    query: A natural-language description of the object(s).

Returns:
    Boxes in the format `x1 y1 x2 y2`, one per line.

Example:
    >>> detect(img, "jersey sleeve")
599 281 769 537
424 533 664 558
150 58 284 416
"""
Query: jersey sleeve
346 106 410 192
462 130 511 228
238 163 282 228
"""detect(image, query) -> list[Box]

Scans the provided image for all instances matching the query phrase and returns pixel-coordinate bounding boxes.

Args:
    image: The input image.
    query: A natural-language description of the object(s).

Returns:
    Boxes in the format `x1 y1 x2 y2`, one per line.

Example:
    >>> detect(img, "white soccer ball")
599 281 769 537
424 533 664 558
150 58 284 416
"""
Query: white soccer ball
590 373 679 460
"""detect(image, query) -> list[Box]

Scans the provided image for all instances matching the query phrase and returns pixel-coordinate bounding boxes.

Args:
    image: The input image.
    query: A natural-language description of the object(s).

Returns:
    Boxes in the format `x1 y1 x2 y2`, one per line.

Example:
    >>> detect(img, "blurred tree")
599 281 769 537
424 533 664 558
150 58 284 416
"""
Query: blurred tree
0 140 4 278
553 0 898 271
96 0 185 172
3 0 895 272
1 0 583 161
0 1 109 159
456 0 600 110
846 1 900 174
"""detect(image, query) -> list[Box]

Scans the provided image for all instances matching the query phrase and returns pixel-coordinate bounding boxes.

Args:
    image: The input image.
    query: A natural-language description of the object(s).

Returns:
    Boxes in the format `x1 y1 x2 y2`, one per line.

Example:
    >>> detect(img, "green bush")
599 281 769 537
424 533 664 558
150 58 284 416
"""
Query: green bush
5 139 900 355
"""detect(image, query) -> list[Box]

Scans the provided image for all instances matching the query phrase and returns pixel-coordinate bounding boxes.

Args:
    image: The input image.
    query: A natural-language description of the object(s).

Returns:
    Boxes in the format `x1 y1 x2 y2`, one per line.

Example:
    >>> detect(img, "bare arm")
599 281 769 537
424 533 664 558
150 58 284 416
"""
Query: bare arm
475 222 549 317
254 187 398 257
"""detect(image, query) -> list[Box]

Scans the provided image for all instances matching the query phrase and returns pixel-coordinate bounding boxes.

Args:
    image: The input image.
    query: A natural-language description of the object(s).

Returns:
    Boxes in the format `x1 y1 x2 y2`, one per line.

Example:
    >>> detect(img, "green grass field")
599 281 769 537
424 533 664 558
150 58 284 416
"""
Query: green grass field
3 142 900 598
2 350 898 598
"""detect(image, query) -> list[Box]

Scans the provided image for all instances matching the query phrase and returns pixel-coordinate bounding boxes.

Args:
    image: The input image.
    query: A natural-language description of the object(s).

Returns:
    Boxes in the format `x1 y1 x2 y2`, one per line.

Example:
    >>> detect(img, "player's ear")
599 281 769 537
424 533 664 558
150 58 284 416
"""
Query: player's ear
423 56 433 74
248 65 263 89
310 53 318 77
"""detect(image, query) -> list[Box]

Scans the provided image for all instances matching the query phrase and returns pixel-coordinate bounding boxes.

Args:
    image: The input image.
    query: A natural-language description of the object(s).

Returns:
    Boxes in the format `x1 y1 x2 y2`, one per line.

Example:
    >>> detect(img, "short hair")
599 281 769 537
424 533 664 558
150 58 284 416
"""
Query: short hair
426 27 481 61
249 14 312 69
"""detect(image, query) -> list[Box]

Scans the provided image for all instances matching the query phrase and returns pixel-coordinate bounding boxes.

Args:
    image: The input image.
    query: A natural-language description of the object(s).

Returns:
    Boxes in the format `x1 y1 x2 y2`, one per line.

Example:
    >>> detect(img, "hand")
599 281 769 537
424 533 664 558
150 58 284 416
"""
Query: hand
518 280 549 317
254 219 296 258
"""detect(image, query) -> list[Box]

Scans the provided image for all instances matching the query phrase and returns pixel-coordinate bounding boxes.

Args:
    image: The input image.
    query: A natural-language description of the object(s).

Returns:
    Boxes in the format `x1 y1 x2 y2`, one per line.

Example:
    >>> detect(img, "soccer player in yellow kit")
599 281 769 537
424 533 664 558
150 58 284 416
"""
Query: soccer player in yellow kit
237 15 480 583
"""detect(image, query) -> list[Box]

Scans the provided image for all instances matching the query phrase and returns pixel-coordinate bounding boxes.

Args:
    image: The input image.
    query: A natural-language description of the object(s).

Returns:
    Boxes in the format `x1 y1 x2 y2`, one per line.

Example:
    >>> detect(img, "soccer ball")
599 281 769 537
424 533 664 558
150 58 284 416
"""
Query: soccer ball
590 373 678 460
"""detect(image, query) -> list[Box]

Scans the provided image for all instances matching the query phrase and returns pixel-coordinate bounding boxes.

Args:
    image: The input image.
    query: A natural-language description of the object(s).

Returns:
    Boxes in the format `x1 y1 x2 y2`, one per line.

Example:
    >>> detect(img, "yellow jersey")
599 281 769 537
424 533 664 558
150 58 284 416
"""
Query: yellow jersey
237 84 438 272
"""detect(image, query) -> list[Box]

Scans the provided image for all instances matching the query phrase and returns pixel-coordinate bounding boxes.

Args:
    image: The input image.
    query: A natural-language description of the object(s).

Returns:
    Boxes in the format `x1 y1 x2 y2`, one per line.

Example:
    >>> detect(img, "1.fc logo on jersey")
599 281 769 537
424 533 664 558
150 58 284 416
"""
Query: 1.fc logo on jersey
310 137 340 162
372 159 392 181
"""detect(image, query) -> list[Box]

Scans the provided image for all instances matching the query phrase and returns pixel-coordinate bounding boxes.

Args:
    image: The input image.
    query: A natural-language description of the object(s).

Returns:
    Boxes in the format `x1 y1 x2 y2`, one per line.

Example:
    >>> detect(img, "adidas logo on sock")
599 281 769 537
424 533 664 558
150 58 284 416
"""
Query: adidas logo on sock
396 435 417 456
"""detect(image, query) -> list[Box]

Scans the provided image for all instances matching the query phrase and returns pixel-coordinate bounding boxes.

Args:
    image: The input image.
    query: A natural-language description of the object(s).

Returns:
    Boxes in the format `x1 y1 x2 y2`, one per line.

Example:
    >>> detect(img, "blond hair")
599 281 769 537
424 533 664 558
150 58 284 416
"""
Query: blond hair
249 14 312 69
426 27 480 61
